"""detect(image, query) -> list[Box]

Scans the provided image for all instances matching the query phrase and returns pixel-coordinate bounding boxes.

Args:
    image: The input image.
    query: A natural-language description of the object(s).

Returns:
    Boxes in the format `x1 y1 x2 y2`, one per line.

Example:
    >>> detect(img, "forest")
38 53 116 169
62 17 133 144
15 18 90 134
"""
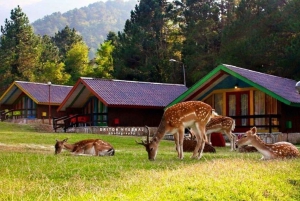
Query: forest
0 0 300 96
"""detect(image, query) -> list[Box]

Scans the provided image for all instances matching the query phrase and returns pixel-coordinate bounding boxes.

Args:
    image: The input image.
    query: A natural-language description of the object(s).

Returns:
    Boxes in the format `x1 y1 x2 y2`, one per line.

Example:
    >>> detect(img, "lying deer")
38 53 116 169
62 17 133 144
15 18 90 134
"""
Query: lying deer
55 138 115 156
206 116 236 151
184 128 216 153
236 127 300 160
136 101 217 160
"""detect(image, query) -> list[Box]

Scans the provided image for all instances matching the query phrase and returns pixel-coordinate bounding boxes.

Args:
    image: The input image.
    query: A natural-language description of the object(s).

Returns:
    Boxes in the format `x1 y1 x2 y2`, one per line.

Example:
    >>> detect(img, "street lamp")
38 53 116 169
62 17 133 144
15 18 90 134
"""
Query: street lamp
47 81 51 125
169 59 186 86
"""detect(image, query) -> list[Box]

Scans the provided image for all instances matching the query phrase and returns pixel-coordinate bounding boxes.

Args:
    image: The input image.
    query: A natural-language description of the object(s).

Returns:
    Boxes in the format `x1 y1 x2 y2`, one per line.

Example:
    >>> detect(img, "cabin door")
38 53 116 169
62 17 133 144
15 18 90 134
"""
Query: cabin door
226 91 250 132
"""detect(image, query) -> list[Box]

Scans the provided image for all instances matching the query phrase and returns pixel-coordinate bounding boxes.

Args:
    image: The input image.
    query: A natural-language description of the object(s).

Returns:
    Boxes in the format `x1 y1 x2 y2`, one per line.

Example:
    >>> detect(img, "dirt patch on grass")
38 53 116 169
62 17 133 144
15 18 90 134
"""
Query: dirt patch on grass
30 123 54 133
0 143 54 154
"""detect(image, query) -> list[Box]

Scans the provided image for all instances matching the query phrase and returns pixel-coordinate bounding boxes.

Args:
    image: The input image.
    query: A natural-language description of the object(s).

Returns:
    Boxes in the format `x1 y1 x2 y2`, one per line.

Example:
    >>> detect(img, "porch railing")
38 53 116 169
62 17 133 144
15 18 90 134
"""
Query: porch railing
53 113 108 132
229 114 281 133
1 109 36 121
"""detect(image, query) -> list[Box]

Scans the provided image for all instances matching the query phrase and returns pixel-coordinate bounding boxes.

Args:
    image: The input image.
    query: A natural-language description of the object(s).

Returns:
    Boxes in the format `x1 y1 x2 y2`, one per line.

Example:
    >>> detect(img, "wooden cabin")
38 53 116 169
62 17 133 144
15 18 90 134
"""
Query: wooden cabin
55 78 187 131
168 64 300 135
0 81 72 122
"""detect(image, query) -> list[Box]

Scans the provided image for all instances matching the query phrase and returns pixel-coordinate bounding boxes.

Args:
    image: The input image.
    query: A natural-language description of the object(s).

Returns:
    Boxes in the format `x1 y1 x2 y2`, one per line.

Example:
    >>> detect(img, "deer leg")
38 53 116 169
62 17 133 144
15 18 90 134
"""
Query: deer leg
197 126 207 159
230 133 235 151
226 131 236 151
207 133 212 144
173 132 180 158
190 125 202 159
224 131 233 151
178 127 185 159
232 133 237 151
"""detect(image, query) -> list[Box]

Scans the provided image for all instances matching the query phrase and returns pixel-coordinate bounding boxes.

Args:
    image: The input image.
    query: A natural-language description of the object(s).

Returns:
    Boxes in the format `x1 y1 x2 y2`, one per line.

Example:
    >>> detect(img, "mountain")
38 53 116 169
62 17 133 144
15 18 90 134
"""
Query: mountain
0 0 105 28
31 0 137 58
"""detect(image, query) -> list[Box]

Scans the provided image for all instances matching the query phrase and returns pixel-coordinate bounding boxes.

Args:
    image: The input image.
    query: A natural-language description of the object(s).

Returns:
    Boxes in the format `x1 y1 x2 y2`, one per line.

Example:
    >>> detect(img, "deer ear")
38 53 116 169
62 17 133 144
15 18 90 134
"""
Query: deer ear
251 127 257 134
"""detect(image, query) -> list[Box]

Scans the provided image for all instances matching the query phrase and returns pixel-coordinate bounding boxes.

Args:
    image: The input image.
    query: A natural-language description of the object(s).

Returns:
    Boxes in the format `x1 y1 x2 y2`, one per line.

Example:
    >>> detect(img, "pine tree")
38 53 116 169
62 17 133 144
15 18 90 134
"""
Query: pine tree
0 6 39 89
52 25 83 62
34 35 71 84
180 0 222 85
113 0 176 83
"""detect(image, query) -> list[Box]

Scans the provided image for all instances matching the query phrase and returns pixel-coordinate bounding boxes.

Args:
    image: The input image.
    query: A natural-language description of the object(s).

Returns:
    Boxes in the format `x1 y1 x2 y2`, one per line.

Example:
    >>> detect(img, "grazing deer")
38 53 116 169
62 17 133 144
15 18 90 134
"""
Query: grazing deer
55 138 115 156
236 127 300 160
136 101 217 160
205 116 236 151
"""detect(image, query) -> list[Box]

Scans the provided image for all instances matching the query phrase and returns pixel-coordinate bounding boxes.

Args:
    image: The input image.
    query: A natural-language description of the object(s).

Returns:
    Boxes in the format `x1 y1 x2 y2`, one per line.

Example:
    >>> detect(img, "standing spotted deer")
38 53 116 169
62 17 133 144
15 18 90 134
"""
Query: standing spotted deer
55 138 115 156
136 101 217 160
205 116 236 151
236 127 300 160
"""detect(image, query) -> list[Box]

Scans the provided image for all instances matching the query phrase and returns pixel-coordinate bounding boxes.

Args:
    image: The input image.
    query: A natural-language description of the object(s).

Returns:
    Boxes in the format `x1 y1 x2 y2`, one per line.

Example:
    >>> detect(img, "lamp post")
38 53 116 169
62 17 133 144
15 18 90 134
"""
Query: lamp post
169 59 186 86
47 81 51 125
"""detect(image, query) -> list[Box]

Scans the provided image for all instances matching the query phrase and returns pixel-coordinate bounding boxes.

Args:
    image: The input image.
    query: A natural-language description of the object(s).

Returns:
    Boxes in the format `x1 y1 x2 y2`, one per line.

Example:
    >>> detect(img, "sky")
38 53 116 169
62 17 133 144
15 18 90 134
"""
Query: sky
0 0 103 27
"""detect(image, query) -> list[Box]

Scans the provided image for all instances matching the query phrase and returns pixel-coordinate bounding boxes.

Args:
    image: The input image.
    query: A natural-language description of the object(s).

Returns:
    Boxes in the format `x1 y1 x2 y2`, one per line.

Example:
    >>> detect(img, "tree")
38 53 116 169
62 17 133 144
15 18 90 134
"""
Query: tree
34 61 71 84
277 0 300 80
0 6 40 89
93 40 114 79
180 0 222 85
34 35 70 84
52 25 83 61
218 0 288 75
64 42 91 85
112 0 177 83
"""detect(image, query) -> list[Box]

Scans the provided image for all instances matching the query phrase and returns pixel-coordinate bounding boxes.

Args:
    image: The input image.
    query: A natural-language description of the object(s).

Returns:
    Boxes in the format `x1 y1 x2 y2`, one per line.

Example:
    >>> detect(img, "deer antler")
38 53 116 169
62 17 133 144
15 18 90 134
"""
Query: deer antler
135 126 151 146
135 139 147 145
145 126 150 143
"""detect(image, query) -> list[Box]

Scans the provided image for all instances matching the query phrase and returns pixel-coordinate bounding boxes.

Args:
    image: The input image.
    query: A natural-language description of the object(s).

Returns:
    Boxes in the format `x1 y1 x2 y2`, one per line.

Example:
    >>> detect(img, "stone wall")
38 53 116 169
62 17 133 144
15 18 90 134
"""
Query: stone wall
3 118 300 145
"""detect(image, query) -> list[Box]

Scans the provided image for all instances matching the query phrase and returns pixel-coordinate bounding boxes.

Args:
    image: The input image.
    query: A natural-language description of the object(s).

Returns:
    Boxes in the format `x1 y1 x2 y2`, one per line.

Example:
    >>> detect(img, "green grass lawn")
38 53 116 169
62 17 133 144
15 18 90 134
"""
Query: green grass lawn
0 122 299 201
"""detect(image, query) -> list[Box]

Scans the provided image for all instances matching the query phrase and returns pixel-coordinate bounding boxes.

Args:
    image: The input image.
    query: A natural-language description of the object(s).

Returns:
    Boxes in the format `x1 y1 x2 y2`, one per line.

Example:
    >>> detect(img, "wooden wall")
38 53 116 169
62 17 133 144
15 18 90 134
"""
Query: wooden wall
280 103 300 133
108 107 164 127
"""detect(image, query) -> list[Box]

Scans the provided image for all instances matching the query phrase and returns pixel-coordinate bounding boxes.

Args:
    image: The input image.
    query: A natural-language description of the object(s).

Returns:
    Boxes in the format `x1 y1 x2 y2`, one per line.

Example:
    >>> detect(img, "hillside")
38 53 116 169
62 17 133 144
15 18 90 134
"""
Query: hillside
32 0 137 59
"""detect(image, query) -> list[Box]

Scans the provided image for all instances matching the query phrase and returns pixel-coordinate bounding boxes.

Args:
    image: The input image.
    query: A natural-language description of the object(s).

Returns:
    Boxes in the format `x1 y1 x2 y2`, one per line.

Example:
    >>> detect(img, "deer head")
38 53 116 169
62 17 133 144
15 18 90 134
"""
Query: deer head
136 126 158 160
54 138 68 154
236 127 257 147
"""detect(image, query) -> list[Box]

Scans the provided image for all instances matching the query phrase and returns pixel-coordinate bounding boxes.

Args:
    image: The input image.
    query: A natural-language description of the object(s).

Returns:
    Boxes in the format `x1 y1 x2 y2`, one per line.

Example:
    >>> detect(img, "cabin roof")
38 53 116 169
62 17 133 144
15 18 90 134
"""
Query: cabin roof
169 64 300 107
0 81 72 106
58 78 188 111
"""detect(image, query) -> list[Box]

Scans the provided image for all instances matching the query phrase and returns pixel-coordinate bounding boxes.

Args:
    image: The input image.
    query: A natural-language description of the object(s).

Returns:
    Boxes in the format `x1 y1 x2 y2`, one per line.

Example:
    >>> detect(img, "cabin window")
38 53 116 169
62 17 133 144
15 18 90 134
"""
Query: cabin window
254 91 265 126
25 97 36 117
214 93 223 115
241 93 248 126
266 93 278 126
97 100 108 126
226 91 250 130
228 94 236 116
16 96 36 118
203 93 223 114
254 91 278 128
204 95 213 106
84 97 108 126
